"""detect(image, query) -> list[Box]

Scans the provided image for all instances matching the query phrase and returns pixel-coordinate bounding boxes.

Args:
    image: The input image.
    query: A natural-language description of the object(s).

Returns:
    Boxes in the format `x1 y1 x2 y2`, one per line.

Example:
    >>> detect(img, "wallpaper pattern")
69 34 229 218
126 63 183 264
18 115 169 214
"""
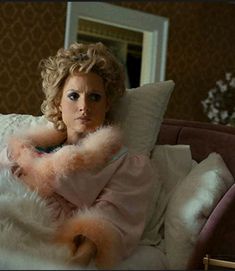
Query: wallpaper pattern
0 2 235 123
115 2 235 122
0 2 66 115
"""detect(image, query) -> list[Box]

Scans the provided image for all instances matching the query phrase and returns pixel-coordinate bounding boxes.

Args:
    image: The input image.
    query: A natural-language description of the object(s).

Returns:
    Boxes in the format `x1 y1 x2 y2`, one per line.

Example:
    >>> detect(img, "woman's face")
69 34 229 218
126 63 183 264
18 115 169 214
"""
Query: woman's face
59 72 110 143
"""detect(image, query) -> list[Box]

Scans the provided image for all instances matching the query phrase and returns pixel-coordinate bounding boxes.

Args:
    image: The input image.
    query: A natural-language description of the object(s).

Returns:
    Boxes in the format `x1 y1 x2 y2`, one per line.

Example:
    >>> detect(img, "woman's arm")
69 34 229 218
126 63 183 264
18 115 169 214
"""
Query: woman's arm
54 152 155 268
4 125 122 197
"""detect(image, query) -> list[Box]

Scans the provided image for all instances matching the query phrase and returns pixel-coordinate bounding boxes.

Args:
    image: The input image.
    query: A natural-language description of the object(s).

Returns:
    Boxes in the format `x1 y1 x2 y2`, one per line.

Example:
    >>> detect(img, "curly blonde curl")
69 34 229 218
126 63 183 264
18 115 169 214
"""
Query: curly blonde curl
40 42 126 131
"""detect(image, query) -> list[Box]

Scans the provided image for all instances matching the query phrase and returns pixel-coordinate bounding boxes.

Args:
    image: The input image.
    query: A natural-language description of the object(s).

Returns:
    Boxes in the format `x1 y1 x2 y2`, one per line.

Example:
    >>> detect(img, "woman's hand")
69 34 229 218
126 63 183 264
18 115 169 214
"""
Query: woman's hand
8 136 33 161
11 162 25 178
68 234 97 267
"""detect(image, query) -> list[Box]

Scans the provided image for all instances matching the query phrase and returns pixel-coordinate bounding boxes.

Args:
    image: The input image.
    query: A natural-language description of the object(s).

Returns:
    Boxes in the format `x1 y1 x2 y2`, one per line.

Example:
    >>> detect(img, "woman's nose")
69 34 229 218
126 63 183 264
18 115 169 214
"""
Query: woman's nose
79 97 89 113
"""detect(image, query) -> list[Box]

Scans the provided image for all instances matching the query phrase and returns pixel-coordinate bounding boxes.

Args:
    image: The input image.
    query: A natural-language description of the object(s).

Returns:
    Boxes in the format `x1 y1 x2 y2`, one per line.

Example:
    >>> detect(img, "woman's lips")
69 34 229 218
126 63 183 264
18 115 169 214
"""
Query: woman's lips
76 116 91 122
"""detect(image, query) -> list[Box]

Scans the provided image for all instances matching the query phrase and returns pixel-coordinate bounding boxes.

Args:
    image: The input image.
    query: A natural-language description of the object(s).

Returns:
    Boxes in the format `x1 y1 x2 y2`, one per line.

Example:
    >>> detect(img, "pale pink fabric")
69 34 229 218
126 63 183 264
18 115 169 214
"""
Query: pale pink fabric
0 146 155 259
53 151 155 258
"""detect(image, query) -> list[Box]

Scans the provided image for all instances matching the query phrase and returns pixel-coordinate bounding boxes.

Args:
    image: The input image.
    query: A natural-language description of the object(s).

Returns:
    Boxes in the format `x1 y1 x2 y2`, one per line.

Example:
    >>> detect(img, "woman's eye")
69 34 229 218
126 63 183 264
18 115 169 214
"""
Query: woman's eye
89 93 102 102
68 92 80 101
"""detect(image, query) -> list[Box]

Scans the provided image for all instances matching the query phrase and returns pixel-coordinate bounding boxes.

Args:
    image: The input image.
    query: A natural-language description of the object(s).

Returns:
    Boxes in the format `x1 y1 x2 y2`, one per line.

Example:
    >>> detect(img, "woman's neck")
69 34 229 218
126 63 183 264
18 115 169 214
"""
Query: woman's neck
65 131 87 145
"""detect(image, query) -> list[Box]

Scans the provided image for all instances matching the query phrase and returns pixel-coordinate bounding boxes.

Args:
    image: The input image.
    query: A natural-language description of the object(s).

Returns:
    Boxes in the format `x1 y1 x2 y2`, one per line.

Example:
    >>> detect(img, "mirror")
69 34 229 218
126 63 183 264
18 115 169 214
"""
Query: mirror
65 2 169 87
76 18 143 88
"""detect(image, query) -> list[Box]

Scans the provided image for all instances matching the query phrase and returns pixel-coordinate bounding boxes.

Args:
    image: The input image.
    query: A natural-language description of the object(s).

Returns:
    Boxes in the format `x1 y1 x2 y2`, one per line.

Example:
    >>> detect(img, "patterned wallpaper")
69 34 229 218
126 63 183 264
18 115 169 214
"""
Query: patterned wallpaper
114 1 235 122
0 2 235 122
0 2 66 115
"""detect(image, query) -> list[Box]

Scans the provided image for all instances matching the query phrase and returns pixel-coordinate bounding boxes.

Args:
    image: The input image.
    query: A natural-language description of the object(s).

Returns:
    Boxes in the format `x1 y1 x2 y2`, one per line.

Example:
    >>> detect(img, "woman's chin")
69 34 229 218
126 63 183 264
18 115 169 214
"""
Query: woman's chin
75 124 97 134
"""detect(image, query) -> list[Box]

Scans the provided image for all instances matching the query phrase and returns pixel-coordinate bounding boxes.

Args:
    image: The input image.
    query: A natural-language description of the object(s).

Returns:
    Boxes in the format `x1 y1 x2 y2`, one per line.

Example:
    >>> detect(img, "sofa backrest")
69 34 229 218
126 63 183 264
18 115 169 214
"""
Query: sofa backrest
157 118 235 178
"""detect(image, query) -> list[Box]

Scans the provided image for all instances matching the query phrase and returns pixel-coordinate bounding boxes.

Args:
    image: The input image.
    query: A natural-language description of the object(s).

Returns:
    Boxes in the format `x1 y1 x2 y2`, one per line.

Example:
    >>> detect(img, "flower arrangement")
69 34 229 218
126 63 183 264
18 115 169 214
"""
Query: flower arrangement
201 72 235 126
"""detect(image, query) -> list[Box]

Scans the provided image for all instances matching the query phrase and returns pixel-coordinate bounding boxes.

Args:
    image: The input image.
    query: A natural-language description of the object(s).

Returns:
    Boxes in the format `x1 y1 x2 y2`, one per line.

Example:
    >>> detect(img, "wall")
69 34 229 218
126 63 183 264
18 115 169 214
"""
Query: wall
0 2 234 122
0 2 66 115
114 1 235 122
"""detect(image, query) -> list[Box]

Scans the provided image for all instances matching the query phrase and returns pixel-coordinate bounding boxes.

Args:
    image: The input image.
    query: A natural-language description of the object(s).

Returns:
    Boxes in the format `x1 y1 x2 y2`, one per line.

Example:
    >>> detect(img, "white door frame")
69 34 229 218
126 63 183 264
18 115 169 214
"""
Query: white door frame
65 2 169 85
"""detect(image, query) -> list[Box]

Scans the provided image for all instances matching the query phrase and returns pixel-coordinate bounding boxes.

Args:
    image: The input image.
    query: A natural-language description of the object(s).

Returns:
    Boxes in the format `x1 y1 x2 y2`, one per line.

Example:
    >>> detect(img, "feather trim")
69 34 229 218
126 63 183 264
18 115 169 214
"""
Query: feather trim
54 208 122 269
7 125 123 197
8 123 66 149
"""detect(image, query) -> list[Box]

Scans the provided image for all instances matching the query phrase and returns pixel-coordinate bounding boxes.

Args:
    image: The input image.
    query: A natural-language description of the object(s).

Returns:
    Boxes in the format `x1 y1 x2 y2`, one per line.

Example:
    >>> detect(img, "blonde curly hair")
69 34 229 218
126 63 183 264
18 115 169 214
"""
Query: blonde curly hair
40 42 126 131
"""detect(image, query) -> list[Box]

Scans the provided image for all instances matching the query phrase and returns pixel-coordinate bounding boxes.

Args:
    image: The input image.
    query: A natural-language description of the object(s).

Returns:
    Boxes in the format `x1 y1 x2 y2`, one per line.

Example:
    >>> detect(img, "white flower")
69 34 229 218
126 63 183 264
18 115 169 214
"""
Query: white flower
230 78 235 88
216 80 223 87
226 73 232 81
231 112 235 118
220 110 228 120
202 72 235 125
210 105 219 114
201 100 209 109
208 91 214 98
208 111 215 119
220 84 227 92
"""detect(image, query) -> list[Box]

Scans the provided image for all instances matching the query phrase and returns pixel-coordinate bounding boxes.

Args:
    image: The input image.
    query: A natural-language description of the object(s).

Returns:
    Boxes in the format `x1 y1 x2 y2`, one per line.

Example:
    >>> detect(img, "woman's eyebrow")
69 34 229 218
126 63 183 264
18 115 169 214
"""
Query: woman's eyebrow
66 88 104 94
66 88 81 93
88 89 104 94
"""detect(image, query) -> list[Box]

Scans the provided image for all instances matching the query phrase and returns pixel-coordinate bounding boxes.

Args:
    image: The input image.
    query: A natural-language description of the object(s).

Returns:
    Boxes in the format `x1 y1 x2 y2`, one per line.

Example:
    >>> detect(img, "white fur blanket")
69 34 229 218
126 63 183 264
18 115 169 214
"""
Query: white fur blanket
0 168 85 270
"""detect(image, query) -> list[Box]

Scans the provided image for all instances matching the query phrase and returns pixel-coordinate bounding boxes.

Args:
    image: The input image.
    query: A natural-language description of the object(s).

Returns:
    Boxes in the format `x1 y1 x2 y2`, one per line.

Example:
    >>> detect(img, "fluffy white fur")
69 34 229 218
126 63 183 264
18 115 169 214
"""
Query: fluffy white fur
0 168 85 269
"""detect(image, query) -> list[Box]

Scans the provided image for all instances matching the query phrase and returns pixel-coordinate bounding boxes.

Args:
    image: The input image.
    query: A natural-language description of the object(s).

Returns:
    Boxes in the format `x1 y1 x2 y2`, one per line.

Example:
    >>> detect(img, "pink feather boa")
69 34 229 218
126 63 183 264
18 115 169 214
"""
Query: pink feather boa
7 125 123 197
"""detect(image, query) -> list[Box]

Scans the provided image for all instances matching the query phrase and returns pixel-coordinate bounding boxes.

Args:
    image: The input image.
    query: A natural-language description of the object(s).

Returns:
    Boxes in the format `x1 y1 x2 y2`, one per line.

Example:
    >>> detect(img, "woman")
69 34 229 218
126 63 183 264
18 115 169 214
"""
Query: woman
0 42 154 269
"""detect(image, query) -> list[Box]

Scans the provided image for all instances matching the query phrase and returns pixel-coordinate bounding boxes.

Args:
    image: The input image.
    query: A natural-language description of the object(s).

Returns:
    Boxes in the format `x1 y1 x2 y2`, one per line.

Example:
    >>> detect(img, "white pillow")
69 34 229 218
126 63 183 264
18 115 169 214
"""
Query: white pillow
0 80 174 155
141 144 193 247
165 152 234 269
151 144 193 198
110 80 175 155
0 114 49 151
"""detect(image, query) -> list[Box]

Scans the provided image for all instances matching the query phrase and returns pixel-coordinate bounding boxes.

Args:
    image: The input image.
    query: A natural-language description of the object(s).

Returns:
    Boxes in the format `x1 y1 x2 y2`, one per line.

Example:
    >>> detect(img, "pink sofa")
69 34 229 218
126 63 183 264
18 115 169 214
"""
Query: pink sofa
157 118 235 269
